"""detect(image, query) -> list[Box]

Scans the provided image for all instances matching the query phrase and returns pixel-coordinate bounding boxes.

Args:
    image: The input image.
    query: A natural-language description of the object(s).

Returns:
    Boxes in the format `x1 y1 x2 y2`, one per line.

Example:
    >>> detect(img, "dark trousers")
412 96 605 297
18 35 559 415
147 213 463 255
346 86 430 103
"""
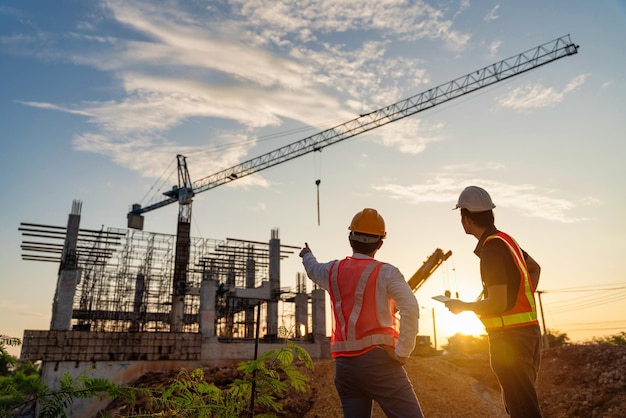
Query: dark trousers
334 347 423 418
489 325 543 418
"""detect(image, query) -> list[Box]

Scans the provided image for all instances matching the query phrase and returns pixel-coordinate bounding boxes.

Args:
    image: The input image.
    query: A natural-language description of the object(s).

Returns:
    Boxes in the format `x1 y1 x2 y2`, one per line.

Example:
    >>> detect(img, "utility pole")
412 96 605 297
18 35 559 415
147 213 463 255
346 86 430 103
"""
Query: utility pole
432 307 437 351
536 290 549 349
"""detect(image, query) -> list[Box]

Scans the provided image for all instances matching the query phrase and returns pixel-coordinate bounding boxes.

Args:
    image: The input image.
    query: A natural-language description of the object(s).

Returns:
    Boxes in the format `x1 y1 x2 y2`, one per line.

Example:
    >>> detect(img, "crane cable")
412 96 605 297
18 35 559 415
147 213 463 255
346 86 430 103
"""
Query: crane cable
139 157 177 207
314 150 322 226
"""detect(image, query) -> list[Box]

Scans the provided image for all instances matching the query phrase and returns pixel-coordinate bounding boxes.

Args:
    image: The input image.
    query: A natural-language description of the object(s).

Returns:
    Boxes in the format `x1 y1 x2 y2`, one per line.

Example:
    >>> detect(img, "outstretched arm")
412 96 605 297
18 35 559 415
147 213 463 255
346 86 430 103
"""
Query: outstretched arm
299 242 333 291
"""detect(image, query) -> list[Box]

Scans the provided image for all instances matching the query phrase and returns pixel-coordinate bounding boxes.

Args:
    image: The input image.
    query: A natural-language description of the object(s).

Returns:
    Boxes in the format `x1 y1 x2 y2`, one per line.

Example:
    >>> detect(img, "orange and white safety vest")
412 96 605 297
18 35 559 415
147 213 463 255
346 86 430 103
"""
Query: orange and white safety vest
328 257 398 357
479 232 539 331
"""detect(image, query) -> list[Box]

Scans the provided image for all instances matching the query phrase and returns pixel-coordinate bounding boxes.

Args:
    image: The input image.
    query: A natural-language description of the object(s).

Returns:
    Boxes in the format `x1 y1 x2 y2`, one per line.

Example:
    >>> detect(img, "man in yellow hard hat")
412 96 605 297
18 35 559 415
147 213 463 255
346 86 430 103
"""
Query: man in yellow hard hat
300 208 423 418
445 186 543 418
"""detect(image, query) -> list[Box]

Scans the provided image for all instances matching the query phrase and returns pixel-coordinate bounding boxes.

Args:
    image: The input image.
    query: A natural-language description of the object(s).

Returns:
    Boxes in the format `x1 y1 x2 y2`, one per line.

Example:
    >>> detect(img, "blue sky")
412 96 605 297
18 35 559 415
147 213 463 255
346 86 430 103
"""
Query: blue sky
1 1 625 355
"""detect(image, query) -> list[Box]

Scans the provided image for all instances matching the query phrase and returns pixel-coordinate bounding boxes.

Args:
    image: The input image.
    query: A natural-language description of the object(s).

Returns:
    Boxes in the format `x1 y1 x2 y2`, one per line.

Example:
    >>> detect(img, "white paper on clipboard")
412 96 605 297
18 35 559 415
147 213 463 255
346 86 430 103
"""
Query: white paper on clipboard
431 295 452 303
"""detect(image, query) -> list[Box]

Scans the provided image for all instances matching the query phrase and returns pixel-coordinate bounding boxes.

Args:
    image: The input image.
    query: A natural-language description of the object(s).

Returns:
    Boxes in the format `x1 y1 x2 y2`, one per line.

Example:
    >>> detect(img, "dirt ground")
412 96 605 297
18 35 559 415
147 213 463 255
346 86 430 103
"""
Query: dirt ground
103 344 626 417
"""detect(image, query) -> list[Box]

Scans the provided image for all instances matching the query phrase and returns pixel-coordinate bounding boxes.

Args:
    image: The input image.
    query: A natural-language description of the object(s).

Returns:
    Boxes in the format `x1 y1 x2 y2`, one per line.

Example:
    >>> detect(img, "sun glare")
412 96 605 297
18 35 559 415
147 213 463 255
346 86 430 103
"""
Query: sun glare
449 312 486 336
437 310 486 338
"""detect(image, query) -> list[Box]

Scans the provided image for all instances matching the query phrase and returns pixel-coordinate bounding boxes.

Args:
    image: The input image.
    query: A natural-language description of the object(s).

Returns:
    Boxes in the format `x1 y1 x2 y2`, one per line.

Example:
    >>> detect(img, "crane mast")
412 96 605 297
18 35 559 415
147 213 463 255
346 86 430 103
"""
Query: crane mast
127 35 579 332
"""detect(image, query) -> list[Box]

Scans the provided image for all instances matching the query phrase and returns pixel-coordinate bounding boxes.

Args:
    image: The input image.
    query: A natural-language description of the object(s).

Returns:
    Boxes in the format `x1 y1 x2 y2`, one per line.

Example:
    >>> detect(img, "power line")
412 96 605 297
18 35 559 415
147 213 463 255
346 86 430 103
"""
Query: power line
563 325 625 333
540 282 626 293
547 291 626 314
565 319 626 326
538 286 626 315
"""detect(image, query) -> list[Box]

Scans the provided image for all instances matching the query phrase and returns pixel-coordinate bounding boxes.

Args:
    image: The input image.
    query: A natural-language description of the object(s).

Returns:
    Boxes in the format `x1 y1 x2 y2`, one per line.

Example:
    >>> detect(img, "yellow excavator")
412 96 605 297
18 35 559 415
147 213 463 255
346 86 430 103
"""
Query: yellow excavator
408 248 452 293
409 248 453 355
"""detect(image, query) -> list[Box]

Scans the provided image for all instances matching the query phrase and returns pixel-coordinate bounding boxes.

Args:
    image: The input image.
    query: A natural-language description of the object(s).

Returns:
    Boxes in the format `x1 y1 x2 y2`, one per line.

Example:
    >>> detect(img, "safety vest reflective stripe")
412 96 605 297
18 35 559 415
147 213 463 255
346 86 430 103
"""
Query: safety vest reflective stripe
480 233 538 330
481 311 538 329
329 261 347 340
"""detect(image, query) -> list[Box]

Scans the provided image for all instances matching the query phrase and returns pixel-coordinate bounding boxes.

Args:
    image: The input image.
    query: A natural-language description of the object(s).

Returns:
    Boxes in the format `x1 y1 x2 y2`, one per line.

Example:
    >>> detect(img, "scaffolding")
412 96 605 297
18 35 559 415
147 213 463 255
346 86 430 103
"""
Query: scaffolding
19 223 299 336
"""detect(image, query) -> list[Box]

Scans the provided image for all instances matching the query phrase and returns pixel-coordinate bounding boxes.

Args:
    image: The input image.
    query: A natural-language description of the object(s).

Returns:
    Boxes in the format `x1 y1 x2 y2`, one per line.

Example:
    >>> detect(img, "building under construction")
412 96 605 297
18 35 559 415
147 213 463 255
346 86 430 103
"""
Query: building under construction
19 201 329 417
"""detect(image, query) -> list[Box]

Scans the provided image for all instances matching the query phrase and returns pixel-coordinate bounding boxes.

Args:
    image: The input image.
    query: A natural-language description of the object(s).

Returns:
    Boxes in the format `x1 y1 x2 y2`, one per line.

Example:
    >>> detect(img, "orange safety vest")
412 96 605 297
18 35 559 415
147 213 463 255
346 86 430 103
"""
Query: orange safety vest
328 257 398 357
479 232 539 331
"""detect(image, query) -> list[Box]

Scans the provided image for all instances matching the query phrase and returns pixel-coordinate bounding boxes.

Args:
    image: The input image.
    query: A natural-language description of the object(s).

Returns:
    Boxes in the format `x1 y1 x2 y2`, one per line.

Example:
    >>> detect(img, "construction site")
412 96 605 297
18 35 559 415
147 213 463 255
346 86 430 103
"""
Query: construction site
19 201 331 416
16 35 580 417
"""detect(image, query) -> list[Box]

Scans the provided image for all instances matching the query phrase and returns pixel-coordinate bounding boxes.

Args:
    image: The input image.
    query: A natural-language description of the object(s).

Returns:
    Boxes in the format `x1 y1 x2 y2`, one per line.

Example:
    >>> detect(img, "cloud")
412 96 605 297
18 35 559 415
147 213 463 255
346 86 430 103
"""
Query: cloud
13 0 474 186
484 5 500 21
372 165 594 223
497 74 588 111
229 0 471 50
248 202 267 212
373 177 462 204
0 300 48 319
488 40 501 58
441 162 506 173
15 101 93 117
377 118 445 155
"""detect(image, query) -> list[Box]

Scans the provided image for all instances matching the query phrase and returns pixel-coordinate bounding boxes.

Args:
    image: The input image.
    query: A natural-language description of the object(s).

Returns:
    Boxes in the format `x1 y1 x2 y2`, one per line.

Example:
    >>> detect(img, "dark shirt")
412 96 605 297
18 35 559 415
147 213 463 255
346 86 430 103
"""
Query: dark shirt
474 225 529 311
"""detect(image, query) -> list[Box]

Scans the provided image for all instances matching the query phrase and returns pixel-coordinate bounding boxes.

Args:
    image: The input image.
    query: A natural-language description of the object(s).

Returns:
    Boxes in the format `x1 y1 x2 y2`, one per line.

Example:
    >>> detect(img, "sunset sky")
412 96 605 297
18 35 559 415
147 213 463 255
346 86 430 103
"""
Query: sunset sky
1 1 625 355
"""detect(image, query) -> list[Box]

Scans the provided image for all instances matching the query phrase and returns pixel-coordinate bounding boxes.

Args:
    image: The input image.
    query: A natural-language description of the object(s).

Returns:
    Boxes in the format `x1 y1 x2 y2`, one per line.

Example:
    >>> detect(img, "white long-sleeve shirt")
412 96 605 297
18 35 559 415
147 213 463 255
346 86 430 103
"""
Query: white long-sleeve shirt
302 251 420 358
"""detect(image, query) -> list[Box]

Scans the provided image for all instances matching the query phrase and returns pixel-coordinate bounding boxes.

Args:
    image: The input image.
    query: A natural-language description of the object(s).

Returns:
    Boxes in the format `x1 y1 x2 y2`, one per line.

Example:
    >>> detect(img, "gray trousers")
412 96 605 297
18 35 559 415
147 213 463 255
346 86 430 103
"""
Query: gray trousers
334 347 423 418
489 325 543 418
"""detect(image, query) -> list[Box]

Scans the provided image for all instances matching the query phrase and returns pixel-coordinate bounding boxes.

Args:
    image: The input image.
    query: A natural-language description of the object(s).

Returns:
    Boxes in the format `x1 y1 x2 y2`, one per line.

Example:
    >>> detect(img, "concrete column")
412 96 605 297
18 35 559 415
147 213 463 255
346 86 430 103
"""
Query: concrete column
245 255 256 338
129 274 146 332
311 288 327 342
50 201 81 331
171 220 191 333
199 279 217 338
295 293 308 338
50 269 81 331
266 229 280 338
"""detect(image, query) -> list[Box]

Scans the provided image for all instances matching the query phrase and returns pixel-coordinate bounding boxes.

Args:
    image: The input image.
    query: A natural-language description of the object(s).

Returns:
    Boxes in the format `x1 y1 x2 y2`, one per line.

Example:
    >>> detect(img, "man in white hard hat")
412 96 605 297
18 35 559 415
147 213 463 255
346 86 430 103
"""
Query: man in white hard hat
445 186 543 418
300 208 423 418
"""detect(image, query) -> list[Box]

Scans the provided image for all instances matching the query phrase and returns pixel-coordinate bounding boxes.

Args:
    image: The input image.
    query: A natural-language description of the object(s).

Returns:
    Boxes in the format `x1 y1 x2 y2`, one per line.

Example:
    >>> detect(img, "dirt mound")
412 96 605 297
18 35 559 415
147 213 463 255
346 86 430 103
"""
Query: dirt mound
537 345 626 418
101 345 626 417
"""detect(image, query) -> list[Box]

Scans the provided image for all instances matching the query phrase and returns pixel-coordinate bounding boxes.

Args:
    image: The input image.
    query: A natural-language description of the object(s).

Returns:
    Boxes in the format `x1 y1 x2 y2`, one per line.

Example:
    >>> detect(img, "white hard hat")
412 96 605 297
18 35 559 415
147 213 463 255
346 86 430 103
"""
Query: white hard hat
454 186 496 212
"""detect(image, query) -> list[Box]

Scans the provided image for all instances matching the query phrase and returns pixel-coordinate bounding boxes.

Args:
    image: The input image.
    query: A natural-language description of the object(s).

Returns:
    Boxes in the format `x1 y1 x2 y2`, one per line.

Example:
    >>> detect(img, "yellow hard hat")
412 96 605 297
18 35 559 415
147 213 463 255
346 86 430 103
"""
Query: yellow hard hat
348 208 386 238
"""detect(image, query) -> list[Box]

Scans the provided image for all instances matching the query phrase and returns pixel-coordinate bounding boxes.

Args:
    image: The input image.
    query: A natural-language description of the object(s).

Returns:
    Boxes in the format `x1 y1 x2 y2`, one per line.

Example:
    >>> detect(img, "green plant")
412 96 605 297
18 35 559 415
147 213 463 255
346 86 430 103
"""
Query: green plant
237 339 313 416
588 331 626 346
39 373 136 418
0 336 21 347
1 340 313 418
0 370 46 416
545 329 570 347
1 370 140 418
0 335 21 376
138 340 313 417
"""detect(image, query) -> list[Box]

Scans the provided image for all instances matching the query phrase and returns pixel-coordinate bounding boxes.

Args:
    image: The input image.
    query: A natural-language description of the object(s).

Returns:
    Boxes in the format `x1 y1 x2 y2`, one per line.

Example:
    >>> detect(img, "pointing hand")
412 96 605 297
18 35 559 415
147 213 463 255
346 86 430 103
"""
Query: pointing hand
299 243 311 258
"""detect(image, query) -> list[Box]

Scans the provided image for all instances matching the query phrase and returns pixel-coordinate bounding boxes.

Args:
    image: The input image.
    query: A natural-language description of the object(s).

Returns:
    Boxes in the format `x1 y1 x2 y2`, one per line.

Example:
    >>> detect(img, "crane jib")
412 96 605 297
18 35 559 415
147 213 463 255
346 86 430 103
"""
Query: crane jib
128 35 579 222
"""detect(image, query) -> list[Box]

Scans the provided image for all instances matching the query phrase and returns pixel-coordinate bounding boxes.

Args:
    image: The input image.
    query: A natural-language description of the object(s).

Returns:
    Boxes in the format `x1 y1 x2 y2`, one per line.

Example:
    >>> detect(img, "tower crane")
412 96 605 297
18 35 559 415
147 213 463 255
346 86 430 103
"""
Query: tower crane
127 35 578 332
